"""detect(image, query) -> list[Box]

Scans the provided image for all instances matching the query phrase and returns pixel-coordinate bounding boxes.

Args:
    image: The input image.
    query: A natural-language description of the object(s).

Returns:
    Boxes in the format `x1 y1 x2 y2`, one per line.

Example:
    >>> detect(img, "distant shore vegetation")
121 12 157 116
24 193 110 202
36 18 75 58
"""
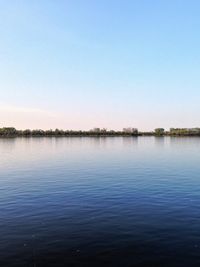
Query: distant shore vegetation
1 127 200 137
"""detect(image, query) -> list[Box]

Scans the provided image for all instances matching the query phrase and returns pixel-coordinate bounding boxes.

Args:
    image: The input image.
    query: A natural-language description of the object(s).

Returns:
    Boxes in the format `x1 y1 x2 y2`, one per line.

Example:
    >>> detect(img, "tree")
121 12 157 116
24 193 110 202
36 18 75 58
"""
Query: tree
0 127 17 136
154 128 165 136
23 129 31 136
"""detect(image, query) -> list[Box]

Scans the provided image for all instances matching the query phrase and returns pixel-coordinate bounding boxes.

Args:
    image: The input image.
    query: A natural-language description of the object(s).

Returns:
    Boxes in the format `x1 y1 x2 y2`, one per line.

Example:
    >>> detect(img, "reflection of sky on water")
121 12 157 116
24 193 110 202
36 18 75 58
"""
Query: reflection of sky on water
1 137 200 266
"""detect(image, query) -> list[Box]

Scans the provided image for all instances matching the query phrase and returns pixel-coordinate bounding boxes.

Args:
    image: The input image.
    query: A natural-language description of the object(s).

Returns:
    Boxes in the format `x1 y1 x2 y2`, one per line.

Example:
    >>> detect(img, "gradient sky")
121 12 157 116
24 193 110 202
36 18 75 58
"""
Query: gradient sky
0 0 200 130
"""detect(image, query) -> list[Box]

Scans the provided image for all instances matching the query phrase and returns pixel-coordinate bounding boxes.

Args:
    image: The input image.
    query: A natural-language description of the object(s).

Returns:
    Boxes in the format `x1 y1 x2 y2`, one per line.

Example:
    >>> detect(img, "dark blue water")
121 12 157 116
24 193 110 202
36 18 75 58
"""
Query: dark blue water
1 137 200 267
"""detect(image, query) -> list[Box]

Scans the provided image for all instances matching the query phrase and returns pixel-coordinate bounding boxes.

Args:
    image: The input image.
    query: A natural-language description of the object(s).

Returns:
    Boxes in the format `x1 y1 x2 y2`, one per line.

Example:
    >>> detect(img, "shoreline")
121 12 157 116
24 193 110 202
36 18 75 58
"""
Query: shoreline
1 127 200 137
1 134 200 138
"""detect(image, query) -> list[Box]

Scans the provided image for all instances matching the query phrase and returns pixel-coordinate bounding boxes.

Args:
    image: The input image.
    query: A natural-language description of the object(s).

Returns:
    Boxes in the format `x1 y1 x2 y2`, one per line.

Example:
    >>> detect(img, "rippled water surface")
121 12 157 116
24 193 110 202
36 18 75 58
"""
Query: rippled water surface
1 137 200 267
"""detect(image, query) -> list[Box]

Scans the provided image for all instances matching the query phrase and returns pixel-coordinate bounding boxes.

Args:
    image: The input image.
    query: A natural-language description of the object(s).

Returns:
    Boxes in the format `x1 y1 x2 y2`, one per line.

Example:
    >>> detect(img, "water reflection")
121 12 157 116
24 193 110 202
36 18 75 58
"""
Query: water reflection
1 137 200 266
154 136 165 147
122 136 138 148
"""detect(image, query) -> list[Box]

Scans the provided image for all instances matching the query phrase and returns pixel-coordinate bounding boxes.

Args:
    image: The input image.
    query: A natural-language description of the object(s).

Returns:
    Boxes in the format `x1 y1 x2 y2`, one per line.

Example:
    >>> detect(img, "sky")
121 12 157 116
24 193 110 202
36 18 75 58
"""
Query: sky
0 0 200 131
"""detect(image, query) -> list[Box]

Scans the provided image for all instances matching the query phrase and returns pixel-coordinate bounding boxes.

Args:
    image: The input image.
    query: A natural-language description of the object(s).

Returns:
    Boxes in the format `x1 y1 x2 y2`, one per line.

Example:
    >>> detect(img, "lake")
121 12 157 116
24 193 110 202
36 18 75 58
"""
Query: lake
1 137 200 266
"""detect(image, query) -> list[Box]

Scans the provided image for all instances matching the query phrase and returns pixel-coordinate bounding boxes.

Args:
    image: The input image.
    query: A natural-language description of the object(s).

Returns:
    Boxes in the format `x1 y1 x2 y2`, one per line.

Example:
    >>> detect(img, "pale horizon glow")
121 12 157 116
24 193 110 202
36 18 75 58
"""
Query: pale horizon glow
1 1 200 131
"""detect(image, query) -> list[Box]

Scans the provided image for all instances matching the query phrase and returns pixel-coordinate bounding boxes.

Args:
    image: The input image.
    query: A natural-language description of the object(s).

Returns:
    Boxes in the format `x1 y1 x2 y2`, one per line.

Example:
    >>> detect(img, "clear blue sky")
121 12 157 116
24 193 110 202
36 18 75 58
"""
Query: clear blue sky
0 0 200 130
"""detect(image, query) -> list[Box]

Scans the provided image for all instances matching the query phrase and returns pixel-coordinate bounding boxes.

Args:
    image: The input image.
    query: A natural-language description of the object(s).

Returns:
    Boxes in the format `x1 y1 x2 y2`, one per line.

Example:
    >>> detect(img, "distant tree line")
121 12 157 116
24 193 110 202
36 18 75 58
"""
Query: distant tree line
0 127 200 137
0 127 139 137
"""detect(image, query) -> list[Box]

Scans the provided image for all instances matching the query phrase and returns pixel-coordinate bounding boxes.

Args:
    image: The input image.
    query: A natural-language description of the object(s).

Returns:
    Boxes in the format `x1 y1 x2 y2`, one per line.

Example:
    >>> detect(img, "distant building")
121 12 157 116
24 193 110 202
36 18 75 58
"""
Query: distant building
170 128 200 135
123 128 138 134
188 128 200 133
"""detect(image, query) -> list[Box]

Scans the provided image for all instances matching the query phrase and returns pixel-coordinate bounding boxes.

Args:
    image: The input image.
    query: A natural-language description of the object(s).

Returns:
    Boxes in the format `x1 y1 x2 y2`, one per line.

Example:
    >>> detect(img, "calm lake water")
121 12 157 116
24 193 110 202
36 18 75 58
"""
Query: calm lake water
1 137 200 267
